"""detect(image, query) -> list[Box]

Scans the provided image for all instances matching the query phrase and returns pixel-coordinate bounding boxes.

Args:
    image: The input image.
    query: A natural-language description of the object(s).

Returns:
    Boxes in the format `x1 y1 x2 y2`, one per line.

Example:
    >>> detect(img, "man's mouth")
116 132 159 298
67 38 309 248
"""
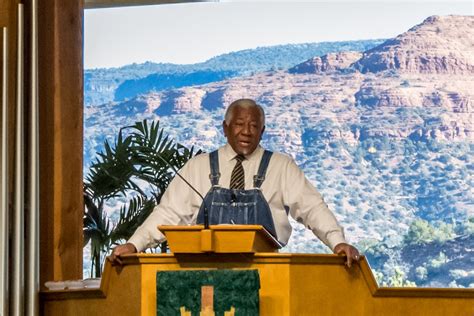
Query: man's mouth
238 140 251 146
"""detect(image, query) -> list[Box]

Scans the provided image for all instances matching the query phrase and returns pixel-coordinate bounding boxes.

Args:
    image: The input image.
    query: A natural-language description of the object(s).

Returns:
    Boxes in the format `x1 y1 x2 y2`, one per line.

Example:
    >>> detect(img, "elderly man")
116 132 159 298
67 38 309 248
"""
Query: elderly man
109 99 360 266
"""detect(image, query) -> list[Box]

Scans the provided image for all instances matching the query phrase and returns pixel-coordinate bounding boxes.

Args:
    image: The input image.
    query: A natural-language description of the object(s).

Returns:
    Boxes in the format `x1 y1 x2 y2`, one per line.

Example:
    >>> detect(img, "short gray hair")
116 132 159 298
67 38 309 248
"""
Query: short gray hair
224 99 265 126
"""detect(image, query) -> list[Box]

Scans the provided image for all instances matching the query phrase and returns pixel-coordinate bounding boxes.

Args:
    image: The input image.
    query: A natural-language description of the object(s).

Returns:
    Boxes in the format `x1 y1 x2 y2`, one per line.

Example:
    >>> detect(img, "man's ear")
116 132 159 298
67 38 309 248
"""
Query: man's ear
260 125 265 139
222 120 228 137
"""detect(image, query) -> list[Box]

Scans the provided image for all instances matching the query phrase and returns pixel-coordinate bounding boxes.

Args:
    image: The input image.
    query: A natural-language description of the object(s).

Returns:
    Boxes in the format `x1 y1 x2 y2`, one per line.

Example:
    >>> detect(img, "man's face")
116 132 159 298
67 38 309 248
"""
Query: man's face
223 106 265 156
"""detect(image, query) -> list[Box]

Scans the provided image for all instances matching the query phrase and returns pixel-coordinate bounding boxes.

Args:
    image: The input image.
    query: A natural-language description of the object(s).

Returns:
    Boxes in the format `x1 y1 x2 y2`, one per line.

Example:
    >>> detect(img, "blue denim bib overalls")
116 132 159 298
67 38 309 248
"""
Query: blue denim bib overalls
196 150 278 238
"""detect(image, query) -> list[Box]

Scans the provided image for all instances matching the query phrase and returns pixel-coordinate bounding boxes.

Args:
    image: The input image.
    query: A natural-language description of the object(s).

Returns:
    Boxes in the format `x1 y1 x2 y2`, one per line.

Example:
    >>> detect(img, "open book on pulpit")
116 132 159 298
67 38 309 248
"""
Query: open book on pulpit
158 224 282 253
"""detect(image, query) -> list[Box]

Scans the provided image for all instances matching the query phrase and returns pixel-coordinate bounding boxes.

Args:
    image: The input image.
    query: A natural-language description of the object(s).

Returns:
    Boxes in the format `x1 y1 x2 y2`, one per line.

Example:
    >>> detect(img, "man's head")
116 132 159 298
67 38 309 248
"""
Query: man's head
223 99 265 156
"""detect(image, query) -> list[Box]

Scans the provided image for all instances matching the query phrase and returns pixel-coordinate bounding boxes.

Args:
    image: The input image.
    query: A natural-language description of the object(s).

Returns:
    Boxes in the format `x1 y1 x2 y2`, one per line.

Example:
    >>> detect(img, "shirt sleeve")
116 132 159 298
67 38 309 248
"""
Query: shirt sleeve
127 159 198 252
282 157 346 251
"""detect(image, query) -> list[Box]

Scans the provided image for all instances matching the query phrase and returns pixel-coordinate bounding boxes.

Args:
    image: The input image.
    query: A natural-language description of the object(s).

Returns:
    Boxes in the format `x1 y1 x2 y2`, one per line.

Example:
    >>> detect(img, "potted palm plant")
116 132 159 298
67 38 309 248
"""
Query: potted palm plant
83 120 201 277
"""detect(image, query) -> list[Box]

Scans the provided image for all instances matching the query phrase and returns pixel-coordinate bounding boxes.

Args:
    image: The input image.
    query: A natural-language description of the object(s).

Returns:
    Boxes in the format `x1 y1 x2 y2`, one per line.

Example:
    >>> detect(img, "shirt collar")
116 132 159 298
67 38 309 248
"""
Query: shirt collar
223 143 263 162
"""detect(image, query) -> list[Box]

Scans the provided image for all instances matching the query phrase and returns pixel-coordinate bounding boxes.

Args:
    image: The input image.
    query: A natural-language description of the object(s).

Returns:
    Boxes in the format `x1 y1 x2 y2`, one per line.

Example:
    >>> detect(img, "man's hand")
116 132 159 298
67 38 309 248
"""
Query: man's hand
107 243 137 266
333 243 361 268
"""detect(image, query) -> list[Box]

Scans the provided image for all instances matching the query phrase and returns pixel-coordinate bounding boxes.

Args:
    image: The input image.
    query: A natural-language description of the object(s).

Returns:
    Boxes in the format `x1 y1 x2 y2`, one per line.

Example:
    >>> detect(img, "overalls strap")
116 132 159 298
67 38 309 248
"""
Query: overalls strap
208 150 220 186
253 150 273 188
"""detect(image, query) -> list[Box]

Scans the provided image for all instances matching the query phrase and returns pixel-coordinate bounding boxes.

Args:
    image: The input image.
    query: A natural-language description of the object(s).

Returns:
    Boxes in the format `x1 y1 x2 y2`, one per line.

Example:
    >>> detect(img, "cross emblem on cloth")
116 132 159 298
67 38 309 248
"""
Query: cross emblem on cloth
230 154 245 190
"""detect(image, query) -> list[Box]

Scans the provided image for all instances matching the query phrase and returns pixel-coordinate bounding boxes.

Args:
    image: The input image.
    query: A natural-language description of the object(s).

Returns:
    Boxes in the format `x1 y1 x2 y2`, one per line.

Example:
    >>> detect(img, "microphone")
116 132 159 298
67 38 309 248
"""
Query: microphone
154 152 210 229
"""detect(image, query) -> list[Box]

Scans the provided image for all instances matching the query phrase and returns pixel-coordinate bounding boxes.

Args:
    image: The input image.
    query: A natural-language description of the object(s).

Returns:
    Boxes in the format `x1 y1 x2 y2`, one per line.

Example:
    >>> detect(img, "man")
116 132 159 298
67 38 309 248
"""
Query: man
109 99 360 266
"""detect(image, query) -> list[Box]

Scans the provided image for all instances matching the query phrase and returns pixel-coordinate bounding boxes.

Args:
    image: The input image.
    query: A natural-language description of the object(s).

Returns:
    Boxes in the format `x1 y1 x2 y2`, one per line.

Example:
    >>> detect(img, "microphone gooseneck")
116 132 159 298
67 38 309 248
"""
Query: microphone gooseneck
154 152 210 229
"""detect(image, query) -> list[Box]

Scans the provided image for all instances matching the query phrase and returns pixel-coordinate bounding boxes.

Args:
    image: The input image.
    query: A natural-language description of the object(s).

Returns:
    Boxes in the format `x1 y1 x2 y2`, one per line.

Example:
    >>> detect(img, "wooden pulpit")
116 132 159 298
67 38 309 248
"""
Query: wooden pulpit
41 225 474 315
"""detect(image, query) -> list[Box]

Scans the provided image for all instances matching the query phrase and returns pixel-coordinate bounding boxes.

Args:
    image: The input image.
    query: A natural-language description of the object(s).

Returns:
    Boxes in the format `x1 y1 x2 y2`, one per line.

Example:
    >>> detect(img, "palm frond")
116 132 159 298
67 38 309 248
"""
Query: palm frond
85 131 137 199
83 119 202 277
109 195 156 245
83 191 110 248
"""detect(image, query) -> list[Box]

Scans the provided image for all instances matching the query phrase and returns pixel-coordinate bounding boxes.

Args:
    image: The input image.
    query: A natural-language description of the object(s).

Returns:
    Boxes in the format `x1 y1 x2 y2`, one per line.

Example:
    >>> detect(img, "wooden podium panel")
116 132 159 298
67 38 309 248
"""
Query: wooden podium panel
41 253 474 316
158 225 281 253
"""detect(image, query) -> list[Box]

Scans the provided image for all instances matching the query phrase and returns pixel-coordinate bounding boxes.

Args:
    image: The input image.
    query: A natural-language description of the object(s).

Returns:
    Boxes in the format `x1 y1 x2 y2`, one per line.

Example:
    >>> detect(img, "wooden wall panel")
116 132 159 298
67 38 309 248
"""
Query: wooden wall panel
38 0 84 285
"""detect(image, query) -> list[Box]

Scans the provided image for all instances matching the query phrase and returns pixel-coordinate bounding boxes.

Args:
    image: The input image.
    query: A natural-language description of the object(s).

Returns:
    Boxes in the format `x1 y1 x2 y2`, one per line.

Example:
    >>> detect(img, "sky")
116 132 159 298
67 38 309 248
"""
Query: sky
84 0 473 69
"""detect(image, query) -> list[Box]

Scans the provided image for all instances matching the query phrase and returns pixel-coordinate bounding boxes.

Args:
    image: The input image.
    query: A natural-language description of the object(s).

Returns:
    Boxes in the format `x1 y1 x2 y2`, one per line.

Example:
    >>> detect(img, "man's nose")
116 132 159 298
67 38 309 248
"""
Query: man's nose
241 124 251 135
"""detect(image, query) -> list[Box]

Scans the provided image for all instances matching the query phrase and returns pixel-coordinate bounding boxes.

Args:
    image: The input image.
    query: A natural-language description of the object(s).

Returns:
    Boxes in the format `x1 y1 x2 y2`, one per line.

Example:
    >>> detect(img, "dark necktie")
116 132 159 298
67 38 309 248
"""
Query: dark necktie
230 154 245 189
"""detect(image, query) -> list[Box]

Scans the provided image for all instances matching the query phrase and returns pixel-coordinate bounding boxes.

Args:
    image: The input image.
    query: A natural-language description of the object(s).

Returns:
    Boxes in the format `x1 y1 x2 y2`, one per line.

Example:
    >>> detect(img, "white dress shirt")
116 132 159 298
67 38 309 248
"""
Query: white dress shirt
128 144 346 252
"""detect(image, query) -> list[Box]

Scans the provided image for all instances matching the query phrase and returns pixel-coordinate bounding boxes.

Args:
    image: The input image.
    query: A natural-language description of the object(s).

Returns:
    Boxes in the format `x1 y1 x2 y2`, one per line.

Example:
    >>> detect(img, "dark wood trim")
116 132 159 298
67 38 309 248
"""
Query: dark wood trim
40 288 105 301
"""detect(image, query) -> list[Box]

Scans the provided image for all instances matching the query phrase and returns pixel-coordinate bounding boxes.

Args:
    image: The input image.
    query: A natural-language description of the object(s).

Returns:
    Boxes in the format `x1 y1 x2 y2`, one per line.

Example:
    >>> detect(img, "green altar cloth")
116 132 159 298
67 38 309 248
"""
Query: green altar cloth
156 269 260 316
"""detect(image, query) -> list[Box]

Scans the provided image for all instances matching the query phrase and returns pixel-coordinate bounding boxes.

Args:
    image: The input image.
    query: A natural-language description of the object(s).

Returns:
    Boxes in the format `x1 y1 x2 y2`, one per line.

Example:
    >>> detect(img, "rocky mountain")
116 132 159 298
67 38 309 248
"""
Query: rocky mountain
289 51 362 74
84 40 383 105
111 16 472 143
354 15 474 74
111 67 471 145
84 15 473 287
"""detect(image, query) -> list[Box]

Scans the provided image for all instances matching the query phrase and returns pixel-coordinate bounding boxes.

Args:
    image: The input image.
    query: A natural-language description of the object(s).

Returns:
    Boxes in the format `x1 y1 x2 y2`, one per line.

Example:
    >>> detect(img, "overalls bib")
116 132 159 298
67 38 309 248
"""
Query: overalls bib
196 150 277 238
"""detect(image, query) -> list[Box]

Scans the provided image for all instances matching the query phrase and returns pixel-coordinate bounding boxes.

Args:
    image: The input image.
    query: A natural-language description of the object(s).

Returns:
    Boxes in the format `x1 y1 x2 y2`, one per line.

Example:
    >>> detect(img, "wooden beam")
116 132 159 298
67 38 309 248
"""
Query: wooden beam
38 0 84 285
84 0 212 9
